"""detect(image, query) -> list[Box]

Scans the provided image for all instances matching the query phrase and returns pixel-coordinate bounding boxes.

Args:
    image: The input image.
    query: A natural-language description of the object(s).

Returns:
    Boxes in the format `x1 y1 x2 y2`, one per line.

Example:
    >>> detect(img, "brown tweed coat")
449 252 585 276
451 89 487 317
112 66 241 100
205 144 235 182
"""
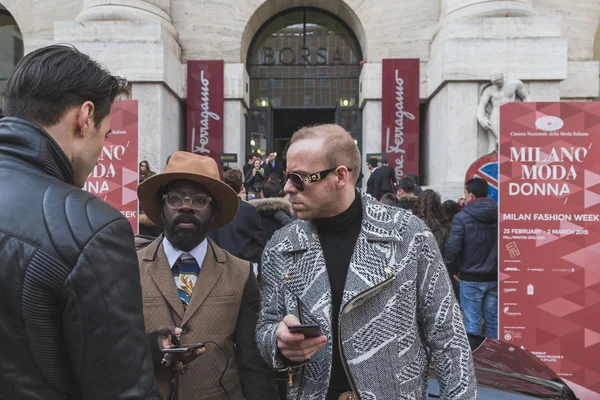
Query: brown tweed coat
138 236 278 400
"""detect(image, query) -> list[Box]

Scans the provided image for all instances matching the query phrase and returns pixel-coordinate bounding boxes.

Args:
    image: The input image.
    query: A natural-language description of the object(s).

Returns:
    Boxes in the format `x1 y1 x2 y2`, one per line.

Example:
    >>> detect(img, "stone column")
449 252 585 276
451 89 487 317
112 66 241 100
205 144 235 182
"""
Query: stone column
222 63 250 169
441 0 536 20
76 0 176 38
55 0 185 167
359 63 383 191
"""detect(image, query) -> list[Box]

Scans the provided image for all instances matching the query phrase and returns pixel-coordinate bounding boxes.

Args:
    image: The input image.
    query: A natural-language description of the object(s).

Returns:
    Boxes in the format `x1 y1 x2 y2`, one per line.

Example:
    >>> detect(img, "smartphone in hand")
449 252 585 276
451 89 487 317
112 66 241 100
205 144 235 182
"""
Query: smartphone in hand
161 343 205 353
288 324 323 338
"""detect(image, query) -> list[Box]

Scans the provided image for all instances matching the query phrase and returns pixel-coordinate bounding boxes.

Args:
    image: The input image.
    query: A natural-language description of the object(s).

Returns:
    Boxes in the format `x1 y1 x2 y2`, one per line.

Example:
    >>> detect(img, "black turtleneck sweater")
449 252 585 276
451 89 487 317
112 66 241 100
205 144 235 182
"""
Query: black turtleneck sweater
314 193 363 398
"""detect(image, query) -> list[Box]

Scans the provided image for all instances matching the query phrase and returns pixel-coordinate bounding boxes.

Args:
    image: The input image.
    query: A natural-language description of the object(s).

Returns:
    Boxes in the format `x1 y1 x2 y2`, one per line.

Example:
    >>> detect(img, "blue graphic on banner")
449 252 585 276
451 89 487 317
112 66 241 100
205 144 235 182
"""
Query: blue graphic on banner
475 162 498 203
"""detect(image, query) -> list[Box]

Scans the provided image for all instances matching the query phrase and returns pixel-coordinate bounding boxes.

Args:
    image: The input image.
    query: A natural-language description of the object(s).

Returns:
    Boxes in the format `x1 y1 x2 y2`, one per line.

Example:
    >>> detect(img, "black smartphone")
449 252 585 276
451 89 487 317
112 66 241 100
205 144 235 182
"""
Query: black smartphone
161 343 205 353
288 324 323 338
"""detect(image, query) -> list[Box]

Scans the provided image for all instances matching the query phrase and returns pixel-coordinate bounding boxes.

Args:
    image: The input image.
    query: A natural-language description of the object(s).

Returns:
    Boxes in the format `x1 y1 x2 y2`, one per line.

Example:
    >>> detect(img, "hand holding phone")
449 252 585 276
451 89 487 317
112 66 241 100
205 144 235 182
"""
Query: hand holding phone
288 324 323 338
161 343 205 353
276 315 327 362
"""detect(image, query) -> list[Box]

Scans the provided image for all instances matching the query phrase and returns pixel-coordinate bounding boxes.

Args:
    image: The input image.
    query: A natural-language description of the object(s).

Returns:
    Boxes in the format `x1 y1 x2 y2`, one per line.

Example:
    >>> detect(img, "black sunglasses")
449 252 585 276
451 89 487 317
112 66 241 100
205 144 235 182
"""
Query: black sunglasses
284 167 353 192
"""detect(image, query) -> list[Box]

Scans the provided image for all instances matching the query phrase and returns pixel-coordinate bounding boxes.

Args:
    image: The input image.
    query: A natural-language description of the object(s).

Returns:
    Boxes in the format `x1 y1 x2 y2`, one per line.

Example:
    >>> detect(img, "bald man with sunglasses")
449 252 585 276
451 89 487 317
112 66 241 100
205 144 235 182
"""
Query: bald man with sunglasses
256 124 477 400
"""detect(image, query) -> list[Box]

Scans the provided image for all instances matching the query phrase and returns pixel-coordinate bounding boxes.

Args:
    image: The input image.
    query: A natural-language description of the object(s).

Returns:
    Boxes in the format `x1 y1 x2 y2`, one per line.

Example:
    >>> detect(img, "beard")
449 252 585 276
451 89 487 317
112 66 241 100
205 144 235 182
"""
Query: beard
163 213 210 252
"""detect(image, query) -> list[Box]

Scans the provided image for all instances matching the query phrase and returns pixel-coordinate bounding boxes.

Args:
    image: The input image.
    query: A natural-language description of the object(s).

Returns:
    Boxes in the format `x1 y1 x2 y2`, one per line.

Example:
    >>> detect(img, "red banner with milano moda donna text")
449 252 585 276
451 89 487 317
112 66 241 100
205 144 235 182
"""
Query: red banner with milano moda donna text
187 60 224 162
381 59 420 180
499 102 600 399
83 100 139 234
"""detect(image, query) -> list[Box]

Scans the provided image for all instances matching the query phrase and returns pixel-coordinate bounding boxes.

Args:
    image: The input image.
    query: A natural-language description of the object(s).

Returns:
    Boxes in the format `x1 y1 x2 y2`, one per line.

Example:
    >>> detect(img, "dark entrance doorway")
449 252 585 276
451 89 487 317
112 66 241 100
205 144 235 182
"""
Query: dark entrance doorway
272 108 335 160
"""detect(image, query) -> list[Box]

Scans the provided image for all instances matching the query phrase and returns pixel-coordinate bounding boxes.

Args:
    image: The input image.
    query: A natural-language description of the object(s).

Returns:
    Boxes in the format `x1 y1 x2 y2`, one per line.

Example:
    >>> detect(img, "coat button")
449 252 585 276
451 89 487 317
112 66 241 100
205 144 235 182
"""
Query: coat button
181 324 190 334
384 267 392 275
284 274 290 281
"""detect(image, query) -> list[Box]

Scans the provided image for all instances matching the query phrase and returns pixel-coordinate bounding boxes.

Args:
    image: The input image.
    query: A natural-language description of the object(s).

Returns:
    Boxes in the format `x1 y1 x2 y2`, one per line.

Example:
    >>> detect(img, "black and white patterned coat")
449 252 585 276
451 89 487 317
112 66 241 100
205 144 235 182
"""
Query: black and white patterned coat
256 193 477 400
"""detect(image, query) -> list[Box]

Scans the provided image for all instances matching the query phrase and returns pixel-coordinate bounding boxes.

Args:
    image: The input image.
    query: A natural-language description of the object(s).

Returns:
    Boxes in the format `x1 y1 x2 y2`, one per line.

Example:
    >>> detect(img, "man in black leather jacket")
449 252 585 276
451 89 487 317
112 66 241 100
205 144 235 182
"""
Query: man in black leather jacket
0 45 161 400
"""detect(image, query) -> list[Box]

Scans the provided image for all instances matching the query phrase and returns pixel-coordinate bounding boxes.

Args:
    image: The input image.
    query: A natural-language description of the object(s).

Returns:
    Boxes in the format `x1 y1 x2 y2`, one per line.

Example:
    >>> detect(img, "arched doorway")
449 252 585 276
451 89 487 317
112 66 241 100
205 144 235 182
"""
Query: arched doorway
246 7 362 162
0 4 23 114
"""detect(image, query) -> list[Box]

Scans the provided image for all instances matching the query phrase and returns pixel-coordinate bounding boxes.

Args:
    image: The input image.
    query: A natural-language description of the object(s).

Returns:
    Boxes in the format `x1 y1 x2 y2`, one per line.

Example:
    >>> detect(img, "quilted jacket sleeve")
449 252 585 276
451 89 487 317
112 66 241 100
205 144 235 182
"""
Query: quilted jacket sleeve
414 219 477 399
255 240 287 370
61 218 161 400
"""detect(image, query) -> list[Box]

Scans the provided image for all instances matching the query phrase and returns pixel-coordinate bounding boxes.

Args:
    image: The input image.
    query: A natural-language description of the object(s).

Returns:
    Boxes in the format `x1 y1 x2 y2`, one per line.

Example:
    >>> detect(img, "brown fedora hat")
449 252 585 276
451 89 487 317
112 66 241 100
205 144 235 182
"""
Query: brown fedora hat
138 151 239 231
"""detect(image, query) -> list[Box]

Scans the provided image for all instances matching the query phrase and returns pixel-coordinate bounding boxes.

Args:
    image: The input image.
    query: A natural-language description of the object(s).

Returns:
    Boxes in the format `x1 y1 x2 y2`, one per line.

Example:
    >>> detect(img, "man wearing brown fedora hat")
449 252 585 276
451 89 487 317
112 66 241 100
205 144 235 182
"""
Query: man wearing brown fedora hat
137 151 278 400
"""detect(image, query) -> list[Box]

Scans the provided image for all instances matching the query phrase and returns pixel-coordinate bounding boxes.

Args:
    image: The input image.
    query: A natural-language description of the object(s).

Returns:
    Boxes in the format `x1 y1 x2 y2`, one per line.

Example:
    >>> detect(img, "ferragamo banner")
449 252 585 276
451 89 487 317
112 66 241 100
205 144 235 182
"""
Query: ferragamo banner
187 60 224 161
84 100 139 234
499 102 600 399
381 58 420 180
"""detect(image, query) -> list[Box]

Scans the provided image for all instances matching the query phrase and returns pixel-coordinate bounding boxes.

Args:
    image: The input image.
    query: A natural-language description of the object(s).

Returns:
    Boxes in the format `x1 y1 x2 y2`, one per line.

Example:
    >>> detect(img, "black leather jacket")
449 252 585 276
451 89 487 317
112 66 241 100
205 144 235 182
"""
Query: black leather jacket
0 118 161 400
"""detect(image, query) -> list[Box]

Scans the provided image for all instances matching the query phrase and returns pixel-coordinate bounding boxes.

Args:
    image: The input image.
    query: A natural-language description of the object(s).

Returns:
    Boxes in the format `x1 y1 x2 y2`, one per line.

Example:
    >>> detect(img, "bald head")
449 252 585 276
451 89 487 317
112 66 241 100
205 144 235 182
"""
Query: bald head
290 124 361 185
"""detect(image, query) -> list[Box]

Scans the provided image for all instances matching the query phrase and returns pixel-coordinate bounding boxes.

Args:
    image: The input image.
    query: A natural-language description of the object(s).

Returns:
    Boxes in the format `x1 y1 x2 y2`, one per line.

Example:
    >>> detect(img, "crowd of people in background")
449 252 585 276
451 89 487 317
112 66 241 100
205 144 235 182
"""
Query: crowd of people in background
139 152 499 343
366 156 499 340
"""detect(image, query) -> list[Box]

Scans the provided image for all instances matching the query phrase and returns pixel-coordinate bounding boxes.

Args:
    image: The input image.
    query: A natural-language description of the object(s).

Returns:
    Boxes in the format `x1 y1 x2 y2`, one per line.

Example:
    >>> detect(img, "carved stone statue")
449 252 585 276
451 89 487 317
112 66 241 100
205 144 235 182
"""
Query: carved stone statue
477 72 532 153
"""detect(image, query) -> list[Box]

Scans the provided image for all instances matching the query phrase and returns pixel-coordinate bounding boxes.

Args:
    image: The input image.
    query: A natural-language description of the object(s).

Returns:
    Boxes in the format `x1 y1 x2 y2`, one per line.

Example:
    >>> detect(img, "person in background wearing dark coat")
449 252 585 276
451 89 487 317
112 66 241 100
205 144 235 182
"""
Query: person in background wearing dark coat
413 190 459 300
366 157 384 200
208 169 266 271
444 177 498 339
405 172 423 195
246 159 265 199
262 150 285 185
251 180 293 241
379 159 397 196
243 152 258 192
0 44 160 400
396 176 419 211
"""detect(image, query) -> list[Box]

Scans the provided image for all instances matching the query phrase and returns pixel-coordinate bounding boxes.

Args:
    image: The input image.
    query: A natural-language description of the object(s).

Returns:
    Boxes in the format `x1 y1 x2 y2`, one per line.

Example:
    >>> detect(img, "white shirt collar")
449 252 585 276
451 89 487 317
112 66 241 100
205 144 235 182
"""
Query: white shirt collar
163 237 208 270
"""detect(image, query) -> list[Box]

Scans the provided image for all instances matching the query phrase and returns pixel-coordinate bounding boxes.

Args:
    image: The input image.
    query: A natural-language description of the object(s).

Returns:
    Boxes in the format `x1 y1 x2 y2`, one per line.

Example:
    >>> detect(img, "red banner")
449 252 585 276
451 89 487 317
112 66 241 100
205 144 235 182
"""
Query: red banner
187 60 224 162
381 59 420 181
499 102 600 399
84 100 139 234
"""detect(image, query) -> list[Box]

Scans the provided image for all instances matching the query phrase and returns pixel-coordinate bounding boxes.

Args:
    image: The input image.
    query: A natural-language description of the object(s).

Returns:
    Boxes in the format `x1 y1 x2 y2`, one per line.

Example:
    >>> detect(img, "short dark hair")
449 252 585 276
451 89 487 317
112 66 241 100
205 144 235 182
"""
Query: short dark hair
380 192 397 206
262 180 280 198
405 173 419 185
368 158 378 168
224 169 243 194
399 177 415 193
465 178 488 198
2 44 126 127
247 152 255 161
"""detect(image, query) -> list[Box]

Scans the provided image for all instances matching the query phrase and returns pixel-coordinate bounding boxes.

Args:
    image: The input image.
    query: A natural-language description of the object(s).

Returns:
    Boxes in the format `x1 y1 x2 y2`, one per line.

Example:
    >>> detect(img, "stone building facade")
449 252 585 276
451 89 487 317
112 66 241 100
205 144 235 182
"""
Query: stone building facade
1 0 600 197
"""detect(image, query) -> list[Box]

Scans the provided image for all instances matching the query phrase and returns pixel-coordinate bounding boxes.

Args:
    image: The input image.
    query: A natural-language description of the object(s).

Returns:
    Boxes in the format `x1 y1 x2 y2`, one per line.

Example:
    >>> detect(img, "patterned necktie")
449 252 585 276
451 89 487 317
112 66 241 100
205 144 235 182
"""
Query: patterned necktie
172 254 200 310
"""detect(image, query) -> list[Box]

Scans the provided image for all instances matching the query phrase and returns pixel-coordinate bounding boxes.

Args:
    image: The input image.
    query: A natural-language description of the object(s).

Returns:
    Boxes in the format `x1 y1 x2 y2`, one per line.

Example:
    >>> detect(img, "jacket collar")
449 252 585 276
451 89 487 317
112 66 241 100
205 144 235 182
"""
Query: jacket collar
284 191 402 253
142 235 227 324
0 117 74 185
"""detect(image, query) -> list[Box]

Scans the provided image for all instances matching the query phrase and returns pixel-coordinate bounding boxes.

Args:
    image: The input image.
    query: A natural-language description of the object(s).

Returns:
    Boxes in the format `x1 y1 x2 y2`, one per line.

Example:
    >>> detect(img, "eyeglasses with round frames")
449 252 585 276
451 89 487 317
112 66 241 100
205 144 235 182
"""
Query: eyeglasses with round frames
162 193 212 210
